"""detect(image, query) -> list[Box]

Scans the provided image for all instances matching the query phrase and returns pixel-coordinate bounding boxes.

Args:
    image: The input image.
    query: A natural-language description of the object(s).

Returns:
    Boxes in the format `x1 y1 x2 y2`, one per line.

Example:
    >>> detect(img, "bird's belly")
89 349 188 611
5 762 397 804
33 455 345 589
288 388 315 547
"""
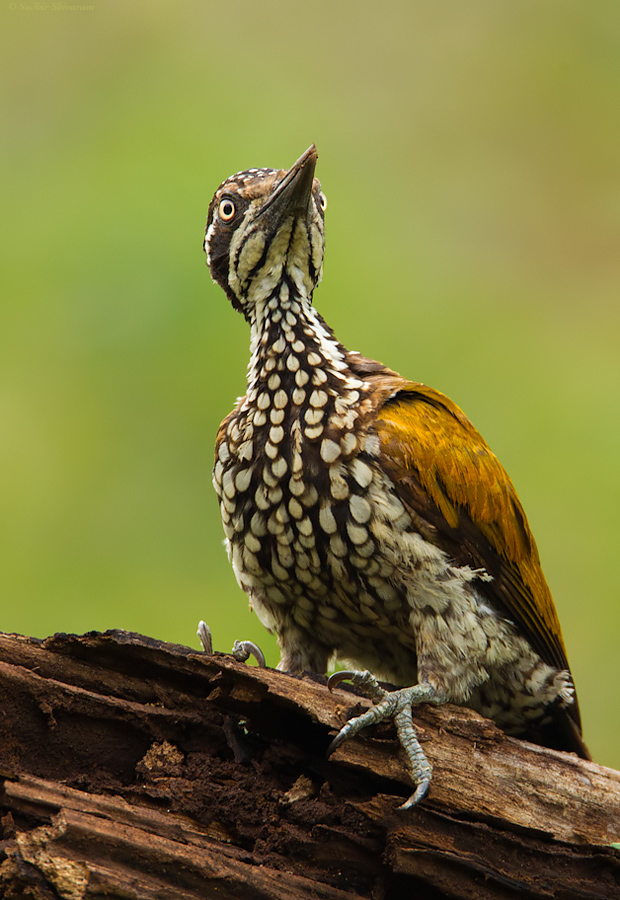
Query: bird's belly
227 501 421 684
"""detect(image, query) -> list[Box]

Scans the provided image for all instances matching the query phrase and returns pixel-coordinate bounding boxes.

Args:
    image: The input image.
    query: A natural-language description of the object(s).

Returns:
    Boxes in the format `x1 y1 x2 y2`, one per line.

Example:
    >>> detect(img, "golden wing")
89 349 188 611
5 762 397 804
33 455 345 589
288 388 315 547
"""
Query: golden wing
375 382 586 746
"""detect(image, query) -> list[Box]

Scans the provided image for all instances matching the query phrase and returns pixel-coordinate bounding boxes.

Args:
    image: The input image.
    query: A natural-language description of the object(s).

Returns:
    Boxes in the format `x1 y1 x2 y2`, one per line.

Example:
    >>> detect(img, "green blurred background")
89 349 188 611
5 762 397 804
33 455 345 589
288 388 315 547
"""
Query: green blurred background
1 1 618 769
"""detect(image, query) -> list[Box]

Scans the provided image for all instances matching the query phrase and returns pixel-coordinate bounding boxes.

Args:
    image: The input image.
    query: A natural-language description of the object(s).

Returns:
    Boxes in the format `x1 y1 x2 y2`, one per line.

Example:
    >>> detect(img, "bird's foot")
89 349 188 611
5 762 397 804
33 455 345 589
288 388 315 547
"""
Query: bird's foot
230 639 266 667
327 670 442 809
196 621 265 667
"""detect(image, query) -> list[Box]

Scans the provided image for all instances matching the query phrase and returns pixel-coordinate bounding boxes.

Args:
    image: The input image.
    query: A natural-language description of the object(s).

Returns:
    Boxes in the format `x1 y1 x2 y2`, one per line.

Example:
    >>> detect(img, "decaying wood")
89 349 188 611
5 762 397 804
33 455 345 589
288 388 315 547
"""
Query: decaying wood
0 629 618 899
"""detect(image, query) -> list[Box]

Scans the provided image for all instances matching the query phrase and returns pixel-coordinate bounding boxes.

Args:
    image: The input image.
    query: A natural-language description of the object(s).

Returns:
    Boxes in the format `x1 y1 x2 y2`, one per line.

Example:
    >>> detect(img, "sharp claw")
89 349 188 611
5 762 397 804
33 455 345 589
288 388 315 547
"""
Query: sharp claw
197 621 213 655
326 725 352 756
327 670 357 691
326 737 338 757
329 669 388 703
231 639 266 667
398 778 431 810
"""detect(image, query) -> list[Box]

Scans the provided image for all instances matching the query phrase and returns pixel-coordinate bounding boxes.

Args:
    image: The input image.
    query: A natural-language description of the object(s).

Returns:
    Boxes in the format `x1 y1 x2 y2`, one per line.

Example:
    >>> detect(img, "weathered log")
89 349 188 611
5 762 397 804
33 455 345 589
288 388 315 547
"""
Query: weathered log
0 629 618 899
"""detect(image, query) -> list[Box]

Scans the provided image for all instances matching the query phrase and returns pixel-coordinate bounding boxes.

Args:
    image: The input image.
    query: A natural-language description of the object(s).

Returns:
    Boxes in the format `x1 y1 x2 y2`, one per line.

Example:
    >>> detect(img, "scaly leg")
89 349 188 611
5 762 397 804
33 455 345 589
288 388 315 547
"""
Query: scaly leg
328 670 443 809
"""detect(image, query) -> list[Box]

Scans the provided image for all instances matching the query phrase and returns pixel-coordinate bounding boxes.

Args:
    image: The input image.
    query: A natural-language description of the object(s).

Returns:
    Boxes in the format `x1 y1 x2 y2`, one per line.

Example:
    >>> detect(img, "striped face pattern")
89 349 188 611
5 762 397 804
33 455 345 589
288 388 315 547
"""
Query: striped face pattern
205 161 326 319
204 146 587 755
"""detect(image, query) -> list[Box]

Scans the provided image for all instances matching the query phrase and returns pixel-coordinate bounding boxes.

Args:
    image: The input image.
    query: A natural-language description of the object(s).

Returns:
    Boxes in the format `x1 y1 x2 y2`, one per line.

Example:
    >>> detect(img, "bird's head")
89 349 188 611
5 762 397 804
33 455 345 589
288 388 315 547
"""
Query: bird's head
204 145 326 320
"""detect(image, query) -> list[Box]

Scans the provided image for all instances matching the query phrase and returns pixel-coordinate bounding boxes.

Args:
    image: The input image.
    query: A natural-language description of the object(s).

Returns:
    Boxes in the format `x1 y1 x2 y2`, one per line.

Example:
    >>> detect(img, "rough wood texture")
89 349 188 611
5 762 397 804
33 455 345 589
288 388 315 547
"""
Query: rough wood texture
0 629 618 899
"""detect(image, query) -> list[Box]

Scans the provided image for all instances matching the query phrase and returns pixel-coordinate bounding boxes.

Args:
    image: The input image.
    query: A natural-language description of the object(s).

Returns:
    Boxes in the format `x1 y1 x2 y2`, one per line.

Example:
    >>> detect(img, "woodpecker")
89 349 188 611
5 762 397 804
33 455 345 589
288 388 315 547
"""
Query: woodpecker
204 145 589 806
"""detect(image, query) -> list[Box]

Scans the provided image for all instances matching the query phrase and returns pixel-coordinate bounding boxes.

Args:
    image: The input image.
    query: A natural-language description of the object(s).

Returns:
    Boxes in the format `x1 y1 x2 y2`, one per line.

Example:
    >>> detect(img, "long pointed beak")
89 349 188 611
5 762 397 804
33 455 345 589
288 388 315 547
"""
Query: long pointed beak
258 144 318 219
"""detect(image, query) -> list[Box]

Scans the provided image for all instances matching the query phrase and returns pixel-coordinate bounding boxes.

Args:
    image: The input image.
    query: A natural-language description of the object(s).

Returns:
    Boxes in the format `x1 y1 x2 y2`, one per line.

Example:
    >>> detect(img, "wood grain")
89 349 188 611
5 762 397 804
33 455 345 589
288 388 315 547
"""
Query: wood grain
0 630 618 898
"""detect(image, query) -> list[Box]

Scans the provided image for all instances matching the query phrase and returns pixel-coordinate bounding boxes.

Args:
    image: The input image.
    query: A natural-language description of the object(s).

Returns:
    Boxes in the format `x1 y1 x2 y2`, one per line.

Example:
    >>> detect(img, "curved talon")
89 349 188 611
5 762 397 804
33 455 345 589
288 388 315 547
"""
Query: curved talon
231 639 266 667
327 718 357 756
399 779 431 810
328 669 388 703
327 713 370 756
327 670 357 691
197 621 213 655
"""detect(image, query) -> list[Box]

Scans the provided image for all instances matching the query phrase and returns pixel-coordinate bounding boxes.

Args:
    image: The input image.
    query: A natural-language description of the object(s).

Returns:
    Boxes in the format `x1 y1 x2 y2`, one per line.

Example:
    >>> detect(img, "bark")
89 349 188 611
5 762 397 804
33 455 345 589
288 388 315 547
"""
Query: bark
0 629 618 900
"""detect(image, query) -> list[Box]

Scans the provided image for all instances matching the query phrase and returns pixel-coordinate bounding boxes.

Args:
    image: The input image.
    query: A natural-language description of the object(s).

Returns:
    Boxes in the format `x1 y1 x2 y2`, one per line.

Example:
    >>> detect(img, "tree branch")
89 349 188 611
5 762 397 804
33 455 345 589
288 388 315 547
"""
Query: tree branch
0 630 618 899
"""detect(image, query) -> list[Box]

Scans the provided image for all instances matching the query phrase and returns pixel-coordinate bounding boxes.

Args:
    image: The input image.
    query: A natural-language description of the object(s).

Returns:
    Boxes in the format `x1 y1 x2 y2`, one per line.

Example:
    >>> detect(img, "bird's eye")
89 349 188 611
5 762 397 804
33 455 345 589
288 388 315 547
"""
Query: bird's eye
319 192 327 212
218 198 236 221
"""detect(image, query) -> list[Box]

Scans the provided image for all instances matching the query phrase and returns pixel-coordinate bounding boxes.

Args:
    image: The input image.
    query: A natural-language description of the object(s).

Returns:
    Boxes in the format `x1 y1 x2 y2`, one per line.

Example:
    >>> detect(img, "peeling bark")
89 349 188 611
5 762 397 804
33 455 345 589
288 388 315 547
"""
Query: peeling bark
0 630 618 899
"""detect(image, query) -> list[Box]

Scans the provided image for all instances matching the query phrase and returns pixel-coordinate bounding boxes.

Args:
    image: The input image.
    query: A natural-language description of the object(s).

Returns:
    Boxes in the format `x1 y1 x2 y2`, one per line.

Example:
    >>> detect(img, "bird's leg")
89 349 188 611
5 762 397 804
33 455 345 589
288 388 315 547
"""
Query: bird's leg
327 670 443 809
196 621 265 667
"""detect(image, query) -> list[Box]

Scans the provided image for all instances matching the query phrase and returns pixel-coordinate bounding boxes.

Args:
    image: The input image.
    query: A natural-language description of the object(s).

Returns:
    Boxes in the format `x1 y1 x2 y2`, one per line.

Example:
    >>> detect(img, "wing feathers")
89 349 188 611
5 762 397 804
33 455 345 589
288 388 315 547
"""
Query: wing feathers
375 383 570 674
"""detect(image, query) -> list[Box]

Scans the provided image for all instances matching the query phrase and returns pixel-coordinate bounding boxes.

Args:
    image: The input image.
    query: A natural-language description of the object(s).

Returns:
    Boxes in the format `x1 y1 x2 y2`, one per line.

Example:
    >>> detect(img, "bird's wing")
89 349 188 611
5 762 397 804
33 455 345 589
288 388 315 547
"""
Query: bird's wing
373 381 589 752
373 382 571 677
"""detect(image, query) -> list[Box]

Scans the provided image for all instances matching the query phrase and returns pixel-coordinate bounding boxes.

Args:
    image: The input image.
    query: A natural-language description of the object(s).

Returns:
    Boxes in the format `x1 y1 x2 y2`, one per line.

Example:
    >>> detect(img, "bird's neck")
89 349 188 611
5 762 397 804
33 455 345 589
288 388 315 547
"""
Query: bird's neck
245 281 352 397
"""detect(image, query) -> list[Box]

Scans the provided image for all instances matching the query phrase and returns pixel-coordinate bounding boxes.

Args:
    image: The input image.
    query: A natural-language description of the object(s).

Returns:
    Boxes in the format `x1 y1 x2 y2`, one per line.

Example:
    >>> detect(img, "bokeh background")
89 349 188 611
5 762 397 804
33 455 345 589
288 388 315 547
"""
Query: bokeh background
1 1 618 768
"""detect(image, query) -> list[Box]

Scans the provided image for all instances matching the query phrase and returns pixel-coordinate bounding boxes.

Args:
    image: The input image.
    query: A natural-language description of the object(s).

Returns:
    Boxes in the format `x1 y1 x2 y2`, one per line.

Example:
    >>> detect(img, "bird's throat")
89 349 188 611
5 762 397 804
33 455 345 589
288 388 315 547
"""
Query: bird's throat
245 281 350 404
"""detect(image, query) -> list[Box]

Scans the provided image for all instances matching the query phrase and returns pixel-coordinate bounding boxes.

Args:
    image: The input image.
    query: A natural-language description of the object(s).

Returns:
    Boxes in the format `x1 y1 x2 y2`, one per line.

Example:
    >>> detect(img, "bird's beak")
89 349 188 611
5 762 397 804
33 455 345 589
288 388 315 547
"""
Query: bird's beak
258 144 318 220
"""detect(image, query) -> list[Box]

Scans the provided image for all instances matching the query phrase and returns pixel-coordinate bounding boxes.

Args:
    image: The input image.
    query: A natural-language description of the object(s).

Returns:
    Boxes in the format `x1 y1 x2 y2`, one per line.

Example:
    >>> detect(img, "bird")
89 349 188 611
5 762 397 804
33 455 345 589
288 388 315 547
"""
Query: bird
204 144 590 806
